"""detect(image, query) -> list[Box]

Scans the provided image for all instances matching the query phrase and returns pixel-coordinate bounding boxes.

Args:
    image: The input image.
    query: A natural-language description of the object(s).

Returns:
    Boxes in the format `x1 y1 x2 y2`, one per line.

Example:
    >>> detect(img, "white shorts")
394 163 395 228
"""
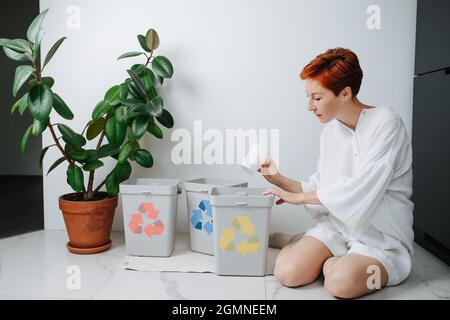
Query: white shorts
304 217 412 286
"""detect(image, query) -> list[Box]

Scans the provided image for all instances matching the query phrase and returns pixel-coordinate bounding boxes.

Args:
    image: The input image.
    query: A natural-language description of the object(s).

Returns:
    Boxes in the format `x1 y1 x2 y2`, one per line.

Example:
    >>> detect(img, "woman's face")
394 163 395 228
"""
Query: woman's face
305 79 349 123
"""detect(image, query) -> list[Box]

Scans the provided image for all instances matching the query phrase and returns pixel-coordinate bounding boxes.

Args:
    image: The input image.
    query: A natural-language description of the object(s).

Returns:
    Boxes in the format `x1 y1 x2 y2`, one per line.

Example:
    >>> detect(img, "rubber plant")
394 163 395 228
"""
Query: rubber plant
0 9 174 253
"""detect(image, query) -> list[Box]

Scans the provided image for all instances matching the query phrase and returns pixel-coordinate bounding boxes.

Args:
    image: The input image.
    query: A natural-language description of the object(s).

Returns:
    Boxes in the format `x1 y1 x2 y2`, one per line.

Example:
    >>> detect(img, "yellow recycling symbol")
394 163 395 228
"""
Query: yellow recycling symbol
219 216 260 255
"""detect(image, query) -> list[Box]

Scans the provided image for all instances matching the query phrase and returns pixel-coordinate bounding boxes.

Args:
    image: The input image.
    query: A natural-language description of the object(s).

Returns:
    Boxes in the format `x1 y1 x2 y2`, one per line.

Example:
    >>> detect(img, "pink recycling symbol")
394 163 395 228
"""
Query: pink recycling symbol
128 202 165 237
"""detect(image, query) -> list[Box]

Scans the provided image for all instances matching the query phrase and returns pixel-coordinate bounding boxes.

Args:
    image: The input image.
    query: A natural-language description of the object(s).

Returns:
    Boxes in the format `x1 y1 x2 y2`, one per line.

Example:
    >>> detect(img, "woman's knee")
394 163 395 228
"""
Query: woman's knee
273 236 333 287
324 268 361 299
274 256 320 287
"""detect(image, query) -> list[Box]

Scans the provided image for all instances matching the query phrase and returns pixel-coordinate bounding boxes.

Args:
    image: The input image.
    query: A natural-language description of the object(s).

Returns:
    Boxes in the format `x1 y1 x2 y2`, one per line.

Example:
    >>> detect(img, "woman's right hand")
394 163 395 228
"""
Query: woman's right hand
258 156 280 182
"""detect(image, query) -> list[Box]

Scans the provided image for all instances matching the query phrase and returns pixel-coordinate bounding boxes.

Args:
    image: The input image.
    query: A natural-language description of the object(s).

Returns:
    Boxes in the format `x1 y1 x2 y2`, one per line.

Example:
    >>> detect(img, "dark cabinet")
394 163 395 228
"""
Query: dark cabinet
415 0 450 75
412 70 450 250
412 0 450 265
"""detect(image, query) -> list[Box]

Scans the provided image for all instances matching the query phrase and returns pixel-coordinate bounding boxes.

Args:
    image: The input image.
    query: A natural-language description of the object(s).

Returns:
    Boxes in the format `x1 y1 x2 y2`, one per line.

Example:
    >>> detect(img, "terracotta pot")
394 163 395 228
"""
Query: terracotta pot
59 192 118 254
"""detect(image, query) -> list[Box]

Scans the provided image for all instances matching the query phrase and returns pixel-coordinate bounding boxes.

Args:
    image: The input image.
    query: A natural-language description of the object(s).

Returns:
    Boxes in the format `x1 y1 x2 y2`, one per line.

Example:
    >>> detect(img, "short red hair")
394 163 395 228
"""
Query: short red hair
300 47 363 97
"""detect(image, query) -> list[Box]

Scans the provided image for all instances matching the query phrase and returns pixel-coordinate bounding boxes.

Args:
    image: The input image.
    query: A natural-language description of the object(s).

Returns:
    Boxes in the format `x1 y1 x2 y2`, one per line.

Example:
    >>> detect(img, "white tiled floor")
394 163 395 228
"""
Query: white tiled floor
0 230 448 300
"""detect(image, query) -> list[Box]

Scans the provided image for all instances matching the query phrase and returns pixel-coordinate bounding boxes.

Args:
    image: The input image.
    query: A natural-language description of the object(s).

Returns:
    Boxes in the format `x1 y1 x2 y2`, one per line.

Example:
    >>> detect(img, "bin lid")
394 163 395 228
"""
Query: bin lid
209 187 274 208
184 177 247 193
120 178 181 195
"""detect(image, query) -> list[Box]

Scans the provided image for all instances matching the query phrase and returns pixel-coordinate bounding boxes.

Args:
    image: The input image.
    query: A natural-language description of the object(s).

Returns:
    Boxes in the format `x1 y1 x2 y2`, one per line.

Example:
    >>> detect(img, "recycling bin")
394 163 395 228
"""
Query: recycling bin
184 178 247 255
210 187 275 276
120 178 181 257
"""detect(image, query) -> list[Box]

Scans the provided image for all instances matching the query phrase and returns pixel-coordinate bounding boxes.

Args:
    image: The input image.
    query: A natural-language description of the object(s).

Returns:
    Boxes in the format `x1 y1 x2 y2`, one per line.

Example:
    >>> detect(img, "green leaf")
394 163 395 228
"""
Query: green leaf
39 145 55 169
53 93 74 120
32 36 41 65
3 47 29 61
157 75 164 86
4 39 31 53
152 56 173 78
120 82 129 100
113 160 132 183
145 29 159 51
130 64 146 75
85 150 98 162
129 140 140 160
130 140 140 151
118 142 132 164
127 103 145 119
127 82 146 100
0 38 9 46
11 93 28 115
81 120 92 136
127 69 147 99
142 68 155 92
145 96 163 117
115 106 128 124
120 98 142 107
156 109 174 128
3 39 32 61
130 116 149 140
13 65 34 97
47 156 66 176
29 76 55 88
105 173 119 196
117 51 144 60
43 37 66 68
20 125 33 155
92 100 112 121
137 34 151 52
31 118 47 136
105 116 126 146
27 9 49 43
82 160 104 171
135 149 153 168
147 121 163 139
28 84 53 122
57 124 86 148
68 149 88 161
105 159 132 192
67 163 84 193
86 118 105 140
104 85 121 106
97 144 120 158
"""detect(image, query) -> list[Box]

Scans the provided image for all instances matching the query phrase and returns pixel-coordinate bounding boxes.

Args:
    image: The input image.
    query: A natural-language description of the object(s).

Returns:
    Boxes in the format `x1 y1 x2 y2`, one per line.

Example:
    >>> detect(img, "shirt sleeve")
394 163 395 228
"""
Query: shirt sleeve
299 129 329 219
300 162 329 219
316 119 402 230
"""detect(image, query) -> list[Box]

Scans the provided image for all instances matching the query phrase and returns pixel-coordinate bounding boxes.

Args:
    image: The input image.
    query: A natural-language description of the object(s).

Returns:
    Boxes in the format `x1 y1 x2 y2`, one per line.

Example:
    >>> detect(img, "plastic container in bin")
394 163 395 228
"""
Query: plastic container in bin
184 178 248 255
210 187 275 276
120 178 181 257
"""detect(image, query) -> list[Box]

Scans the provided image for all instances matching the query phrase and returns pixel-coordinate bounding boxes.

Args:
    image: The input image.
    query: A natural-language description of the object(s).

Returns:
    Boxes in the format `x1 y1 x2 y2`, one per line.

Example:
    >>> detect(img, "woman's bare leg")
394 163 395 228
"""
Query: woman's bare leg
274 236 333 287
322 256 340 277
323 253 389 299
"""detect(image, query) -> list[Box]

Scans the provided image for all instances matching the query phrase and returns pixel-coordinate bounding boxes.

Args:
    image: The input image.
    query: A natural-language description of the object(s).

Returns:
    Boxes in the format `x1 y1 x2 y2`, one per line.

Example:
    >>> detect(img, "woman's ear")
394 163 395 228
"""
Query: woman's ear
340 86 353 101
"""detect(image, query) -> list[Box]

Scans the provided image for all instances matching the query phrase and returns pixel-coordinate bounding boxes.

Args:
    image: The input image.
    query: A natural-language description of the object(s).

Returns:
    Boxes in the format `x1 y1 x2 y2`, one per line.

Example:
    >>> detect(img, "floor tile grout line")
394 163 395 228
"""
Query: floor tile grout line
412 270 450 300
89 268 117 300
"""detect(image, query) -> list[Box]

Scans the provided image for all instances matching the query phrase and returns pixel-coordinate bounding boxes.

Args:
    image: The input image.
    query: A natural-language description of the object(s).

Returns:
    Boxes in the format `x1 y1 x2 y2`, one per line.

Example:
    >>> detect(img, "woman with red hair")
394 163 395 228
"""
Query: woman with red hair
262 48 414 299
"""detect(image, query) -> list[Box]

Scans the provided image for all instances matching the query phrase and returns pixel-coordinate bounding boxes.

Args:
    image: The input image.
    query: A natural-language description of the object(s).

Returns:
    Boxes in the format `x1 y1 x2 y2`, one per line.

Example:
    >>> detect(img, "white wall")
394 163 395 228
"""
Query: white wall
40 0 417 233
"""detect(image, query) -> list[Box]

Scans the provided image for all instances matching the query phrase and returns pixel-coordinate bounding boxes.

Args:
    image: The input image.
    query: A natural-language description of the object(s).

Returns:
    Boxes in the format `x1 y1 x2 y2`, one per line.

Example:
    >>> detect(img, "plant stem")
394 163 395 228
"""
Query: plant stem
86 130 106 199
145 50 153 67
93 178 107 194
47 121 87 194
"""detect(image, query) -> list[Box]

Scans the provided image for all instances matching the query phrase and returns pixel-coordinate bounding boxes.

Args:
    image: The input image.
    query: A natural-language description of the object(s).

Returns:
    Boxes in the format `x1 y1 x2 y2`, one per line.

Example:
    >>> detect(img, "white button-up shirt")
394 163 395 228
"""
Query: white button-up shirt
300 106 415 254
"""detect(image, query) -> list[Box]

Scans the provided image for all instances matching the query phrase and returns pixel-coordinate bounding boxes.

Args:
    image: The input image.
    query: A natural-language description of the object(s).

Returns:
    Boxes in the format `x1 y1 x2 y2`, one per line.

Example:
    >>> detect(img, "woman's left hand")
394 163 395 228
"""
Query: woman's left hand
262 188 304 205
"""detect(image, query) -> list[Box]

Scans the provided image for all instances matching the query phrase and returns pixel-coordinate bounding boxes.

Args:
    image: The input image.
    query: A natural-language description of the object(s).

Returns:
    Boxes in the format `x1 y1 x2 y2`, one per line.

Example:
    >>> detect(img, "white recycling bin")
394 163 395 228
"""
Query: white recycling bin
120 178 181 257
184 178 247 255
210 187 275 276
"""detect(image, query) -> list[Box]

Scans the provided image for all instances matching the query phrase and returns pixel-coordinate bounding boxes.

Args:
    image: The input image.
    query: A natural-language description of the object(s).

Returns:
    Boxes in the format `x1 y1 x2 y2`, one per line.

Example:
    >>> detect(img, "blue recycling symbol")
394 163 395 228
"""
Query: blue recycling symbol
191 199 213 235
